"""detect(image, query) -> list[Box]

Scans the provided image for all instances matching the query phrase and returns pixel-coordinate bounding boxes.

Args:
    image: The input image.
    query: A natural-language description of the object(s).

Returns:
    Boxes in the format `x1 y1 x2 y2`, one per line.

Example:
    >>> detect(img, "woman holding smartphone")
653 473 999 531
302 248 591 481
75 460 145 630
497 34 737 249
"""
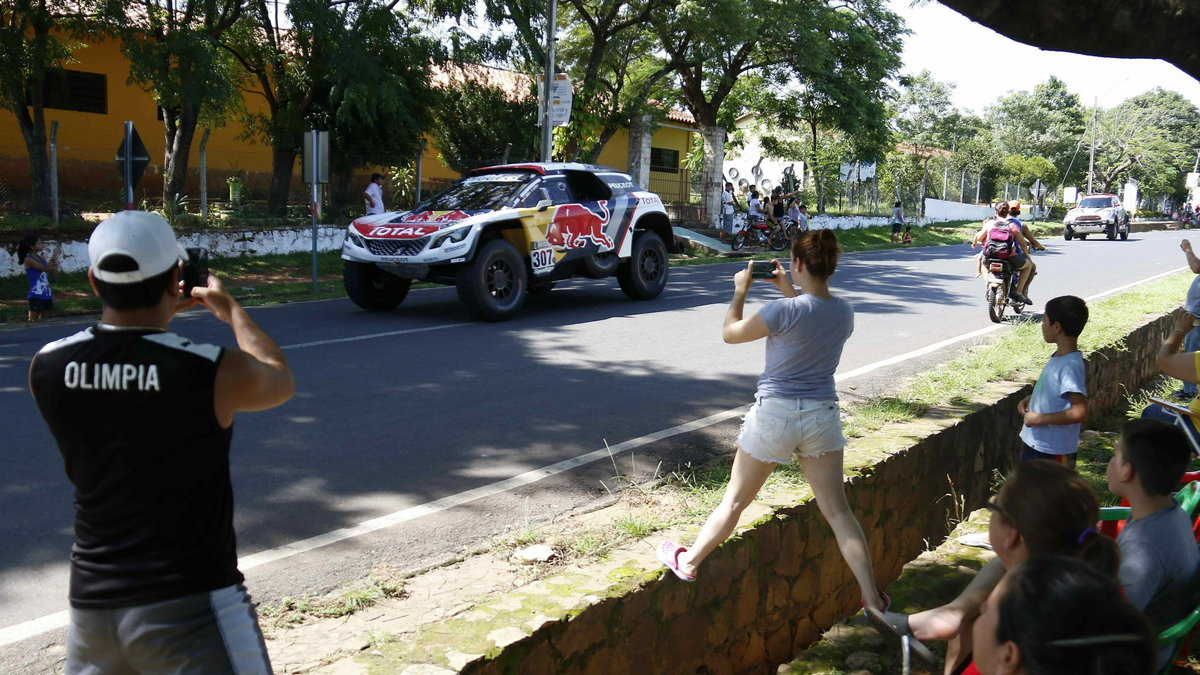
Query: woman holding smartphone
657 229 886 612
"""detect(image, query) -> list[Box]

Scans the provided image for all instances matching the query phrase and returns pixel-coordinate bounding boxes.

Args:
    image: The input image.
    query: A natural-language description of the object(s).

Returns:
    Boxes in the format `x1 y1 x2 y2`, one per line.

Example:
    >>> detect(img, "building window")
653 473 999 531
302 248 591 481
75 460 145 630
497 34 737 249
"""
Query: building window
650 147 679 174
38 70 107 114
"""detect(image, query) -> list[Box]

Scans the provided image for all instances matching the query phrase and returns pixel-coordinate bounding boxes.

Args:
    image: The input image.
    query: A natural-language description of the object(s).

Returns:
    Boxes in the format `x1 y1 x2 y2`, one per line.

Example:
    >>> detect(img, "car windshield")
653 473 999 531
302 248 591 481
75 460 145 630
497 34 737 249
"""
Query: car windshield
418 173 531 211
1078 197 1113 209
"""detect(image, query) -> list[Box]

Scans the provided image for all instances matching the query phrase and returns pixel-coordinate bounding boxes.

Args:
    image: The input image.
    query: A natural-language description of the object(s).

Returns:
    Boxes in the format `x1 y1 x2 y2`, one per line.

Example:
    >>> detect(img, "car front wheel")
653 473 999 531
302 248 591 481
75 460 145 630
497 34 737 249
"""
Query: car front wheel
344 260 411 310
1064 225 1073 241
617 231 669 300
456 238 528 320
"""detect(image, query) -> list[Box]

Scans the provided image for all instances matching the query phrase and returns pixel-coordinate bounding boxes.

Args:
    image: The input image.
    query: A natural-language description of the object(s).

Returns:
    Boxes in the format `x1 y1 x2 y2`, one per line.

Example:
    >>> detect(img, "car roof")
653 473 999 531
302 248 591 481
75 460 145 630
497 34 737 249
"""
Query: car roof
470 162 623 176
1080 193 1117 198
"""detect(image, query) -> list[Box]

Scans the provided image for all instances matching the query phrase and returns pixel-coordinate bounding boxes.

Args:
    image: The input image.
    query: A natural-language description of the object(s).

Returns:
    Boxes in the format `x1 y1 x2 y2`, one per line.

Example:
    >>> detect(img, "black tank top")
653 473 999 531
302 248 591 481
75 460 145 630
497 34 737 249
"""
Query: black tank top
31 324 240 608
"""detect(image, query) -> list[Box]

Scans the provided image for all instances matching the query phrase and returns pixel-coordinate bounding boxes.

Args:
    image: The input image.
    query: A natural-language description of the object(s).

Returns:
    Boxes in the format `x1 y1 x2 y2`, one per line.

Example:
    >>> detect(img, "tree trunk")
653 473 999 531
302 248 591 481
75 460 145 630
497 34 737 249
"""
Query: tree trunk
162 105 199 205
13 104 51 216
700 125 724 228
268 147 296 215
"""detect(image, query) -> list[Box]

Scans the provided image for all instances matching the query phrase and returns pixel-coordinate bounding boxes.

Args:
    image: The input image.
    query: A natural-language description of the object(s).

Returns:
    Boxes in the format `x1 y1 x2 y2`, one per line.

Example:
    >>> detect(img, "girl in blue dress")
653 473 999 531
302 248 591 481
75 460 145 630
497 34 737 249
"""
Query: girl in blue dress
18 234 60 321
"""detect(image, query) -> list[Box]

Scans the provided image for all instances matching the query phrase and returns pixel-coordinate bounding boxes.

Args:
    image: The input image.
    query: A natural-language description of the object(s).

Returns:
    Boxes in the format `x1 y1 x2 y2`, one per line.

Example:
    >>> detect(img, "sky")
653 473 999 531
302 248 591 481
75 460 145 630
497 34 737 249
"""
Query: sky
888 0 1200 115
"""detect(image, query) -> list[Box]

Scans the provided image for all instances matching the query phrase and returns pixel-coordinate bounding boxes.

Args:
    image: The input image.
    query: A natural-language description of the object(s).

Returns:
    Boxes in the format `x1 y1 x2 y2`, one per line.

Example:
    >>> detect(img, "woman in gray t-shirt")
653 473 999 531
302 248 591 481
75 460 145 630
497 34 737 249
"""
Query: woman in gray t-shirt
656 230 886 611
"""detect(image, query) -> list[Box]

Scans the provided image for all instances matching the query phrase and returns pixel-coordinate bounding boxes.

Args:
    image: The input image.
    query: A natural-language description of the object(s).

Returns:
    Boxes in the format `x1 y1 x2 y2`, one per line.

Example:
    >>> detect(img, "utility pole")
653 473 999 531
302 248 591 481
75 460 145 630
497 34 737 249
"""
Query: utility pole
540 0 559 162
1087 97 1097 194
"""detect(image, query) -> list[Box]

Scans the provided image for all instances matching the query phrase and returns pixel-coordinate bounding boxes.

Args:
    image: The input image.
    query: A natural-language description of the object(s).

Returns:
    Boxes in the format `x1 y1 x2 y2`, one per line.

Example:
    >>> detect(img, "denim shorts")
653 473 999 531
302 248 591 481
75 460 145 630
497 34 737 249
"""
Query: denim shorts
738 397 845 464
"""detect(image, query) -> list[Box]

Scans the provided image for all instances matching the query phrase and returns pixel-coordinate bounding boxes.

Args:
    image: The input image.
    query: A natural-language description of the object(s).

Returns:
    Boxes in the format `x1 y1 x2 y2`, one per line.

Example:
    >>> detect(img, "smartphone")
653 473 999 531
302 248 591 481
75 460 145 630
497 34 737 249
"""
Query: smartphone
182 247 209 297
750 261 776 278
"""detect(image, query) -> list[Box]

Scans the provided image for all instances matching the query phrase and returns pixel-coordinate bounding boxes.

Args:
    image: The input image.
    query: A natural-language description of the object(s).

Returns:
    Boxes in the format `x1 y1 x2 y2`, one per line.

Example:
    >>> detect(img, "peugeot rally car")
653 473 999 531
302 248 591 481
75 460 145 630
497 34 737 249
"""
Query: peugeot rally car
1063 193 1129 241
340 163 677 320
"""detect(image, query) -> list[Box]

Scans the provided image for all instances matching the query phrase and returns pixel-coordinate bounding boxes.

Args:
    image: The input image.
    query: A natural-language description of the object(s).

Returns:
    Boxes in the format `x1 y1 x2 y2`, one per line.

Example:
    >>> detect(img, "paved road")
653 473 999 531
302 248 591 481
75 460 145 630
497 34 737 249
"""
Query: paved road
0 228 1191 655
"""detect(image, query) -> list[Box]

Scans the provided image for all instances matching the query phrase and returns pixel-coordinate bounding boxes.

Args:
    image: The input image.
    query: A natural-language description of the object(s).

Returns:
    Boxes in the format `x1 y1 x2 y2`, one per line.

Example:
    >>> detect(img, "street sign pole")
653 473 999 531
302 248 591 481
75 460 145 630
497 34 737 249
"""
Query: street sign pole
540 0 558 162
123 121 134 210
303 130 330 296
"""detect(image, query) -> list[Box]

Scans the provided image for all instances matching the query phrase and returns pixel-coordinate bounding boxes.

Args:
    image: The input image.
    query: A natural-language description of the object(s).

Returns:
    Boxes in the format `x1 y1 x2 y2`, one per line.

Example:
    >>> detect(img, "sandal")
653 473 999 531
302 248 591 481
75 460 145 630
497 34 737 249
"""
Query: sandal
865 607 938 672
656 540 696 582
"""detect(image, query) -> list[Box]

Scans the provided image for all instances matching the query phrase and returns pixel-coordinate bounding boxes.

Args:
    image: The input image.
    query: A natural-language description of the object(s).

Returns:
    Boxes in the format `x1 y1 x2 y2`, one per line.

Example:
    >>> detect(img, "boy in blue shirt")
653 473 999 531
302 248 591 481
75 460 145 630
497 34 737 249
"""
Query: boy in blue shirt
1017 295 1089 468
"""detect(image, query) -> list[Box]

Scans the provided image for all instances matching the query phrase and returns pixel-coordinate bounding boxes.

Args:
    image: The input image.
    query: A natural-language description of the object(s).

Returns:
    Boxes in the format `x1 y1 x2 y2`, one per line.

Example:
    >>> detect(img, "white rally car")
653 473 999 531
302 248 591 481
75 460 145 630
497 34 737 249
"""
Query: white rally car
1063 193 1130 241
340 163 676 320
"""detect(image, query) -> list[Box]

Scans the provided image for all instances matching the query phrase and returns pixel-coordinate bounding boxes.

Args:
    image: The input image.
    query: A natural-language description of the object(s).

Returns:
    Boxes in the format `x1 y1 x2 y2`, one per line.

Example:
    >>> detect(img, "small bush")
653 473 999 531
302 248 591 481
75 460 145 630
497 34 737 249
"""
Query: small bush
172 213 206 230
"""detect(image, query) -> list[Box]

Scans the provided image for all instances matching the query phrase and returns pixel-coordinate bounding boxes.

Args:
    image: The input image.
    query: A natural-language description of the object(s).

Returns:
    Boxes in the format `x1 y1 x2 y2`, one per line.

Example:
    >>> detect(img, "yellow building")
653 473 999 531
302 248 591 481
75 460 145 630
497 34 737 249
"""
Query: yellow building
0 32 698 210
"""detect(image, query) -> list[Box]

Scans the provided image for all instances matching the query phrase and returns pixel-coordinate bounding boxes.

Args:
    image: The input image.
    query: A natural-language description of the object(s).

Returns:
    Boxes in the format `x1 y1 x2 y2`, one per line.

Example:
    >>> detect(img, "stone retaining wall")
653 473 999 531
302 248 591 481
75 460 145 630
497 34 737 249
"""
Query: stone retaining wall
368 311 1174 674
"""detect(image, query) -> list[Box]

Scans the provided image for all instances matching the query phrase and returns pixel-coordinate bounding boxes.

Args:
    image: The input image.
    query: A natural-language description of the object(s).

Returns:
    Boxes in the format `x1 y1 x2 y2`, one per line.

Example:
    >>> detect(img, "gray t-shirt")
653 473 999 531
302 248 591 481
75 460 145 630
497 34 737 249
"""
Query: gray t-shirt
1018 351 1087 455
755 295 853 400
1118 501 1200 668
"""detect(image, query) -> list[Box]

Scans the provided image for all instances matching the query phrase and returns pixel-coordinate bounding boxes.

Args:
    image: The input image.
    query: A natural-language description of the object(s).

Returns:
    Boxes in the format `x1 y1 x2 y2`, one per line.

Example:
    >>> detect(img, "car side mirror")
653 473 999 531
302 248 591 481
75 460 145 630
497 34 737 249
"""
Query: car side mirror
535 199 553 212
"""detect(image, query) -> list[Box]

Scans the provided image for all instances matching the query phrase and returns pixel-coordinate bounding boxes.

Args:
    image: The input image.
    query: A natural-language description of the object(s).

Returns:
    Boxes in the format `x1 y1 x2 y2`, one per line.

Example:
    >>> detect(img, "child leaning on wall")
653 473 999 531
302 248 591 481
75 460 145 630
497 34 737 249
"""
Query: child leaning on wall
1016 295 1089 468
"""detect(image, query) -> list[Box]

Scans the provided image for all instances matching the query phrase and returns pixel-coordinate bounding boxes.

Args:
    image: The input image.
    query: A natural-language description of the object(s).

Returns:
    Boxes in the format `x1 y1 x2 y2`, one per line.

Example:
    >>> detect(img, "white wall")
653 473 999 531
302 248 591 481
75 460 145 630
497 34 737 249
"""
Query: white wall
923 198 995 222
3 226 344 278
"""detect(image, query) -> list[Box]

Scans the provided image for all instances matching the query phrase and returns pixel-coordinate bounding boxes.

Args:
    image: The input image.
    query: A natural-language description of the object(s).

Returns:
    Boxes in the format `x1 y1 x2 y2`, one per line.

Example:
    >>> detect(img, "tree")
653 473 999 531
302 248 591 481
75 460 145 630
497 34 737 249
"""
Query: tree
1088 90 1199 200
650 0 904 220
931 0 1200 81
226 0 440 214
115 0 245 205
986 77 1085 183
0 1 85 215
427 67 538 175
555 0 674 162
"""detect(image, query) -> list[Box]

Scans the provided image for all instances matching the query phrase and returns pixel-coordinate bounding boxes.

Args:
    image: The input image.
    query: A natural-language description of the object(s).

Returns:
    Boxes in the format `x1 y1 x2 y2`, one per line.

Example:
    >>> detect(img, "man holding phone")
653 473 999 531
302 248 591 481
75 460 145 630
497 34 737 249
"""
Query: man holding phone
29 211 294 674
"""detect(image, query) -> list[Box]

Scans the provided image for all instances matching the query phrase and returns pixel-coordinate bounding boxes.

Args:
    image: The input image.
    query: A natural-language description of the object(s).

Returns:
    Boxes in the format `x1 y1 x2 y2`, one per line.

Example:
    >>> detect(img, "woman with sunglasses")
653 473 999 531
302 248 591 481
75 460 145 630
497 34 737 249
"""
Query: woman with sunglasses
874 460 1120 674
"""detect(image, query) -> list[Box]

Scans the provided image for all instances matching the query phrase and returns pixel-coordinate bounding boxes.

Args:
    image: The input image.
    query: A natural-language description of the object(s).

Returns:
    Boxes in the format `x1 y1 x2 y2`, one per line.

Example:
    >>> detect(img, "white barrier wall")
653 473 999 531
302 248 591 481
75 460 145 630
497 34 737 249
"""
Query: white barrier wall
3 226 344 278
923 198 995 222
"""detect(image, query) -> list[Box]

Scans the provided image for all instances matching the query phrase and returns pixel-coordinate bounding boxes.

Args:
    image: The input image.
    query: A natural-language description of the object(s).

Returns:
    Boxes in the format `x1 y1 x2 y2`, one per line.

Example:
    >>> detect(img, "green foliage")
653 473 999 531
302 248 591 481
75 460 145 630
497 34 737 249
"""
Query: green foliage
1089 88 1200 202
986 76 1086 183
428 68 538 174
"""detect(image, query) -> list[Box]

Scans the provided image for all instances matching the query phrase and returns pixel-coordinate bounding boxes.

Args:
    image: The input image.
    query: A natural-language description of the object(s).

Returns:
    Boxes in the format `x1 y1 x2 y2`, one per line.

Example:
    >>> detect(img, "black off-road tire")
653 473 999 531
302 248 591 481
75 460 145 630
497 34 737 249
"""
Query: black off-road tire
582 251 621 278
1063 226 1073 241
344 260 411 310
617 231 669 300
456 238 528 320
1106 223 1117 240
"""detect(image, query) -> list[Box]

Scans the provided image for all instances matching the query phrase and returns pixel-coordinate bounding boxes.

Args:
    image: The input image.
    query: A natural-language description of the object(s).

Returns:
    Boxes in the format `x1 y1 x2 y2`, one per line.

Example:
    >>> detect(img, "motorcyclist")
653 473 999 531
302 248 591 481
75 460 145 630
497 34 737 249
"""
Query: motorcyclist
1007 199 1044 301
973 202 1034 304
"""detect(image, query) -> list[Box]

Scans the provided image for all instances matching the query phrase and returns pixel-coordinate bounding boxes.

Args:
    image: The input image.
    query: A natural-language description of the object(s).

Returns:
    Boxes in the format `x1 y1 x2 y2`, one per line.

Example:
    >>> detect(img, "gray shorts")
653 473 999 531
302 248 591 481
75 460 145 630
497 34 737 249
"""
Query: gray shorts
737 397 845 464
67 584 272 675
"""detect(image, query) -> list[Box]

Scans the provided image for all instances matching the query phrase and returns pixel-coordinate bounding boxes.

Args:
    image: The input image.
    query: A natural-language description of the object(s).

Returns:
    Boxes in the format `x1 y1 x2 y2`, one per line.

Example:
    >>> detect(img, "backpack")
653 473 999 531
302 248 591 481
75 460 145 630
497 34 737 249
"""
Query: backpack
983 218 1016 259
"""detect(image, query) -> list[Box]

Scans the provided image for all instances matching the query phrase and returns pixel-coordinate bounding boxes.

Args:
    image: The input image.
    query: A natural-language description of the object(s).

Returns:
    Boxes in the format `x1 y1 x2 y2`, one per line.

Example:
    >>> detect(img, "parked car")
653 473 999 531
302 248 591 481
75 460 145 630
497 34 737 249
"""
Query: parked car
340 163 676 320
1063 193 1129 241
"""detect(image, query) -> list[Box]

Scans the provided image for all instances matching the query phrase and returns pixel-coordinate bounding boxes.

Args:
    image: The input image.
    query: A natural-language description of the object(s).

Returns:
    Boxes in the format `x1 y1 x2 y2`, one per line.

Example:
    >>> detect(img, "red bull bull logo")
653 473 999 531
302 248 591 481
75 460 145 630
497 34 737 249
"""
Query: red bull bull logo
546 203 614 250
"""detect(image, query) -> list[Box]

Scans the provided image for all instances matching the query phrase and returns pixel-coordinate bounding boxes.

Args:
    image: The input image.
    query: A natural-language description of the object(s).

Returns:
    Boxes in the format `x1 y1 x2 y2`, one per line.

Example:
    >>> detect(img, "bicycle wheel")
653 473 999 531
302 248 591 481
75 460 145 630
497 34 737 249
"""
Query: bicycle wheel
731 232 746 251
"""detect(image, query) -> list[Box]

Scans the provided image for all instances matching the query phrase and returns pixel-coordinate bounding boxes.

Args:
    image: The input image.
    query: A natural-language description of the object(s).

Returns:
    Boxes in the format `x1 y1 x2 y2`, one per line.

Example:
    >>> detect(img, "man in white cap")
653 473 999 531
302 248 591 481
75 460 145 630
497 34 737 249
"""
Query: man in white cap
29 211 294 674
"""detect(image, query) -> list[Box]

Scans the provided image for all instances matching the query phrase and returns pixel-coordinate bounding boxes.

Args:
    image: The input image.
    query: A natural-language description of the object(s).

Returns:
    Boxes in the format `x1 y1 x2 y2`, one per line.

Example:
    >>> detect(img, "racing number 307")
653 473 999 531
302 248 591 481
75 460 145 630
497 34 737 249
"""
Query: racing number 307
531 246 556 275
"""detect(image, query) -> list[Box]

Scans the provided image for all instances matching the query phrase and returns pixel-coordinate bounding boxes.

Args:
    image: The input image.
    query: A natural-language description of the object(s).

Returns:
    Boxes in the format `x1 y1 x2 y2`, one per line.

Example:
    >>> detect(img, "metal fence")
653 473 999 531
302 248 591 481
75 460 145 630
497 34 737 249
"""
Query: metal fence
647 168 709 225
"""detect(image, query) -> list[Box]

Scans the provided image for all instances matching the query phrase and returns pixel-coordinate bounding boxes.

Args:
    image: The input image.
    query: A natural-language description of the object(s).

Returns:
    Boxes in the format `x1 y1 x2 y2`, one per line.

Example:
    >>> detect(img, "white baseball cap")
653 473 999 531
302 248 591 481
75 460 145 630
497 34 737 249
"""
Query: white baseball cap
89 211 188 284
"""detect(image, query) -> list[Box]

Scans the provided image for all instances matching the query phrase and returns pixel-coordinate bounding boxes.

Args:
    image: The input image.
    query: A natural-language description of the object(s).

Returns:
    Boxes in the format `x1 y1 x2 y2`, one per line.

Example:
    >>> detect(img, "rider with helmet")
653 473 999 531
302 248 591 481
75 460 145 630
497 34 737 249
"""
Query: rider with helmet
973 202 1034 304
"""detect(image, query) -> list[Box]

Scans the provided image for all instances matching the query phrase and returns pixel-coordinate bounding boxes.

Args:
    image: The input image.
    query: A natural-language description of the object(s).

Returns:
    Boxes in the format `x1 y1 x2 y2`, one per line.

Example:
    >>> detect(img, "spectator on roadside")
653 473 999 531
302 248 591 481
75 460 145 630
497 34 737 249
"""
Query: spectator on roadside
872 460 1121 674
971 555 1155 675
890 200 905 242
1171 240 1200 400
1016 295 1089 468
29 211 295 675
797 203 810 232
363 173 386 215
1144 308 1200 435
657 230 888 617
902 226 913 246
722 181 737 237
17 233 60 322
1107 418 1198 670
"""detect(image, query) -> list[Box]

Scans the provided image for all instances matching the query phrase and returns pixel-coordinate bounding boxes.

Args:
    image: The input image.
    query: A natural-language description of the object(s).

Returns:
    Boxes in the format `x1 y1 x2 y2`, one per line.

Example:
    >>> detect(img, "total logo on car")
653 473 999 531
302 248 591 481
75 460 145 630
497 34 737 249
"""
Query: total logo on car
1063 193 1129 241
340 162 676 320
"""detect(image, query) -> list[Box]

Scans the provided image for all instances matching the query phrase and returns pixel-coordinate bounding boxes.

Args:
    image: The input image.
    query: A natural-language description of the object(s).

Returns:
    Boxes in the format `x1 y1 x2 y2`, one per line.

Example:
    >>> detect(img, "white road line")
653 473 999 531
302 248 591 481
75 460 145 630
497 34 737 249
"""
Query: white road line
1 265 1190 648
281 323 473 350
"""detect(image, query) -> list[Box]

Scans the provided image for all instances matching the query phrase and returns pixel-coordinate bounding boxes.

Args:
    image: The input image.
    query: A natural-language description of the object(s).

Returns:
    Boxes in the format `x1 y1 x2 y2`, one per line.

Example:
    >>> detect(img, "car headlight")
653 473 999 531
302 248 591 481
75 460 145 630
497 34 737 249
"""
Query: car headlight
347 232 366 248
432 227 471 248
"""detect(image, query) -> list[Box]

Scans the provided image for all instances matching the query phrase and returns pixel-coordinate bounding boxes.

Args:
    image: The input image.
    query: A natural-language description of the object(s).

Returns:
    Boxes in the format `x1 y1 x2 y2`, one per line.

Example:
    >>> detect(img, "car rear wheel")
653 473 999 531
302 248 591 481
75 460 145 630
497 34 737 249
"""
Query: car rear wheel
617 231 668 300
456 238 528 320
344 260 411 310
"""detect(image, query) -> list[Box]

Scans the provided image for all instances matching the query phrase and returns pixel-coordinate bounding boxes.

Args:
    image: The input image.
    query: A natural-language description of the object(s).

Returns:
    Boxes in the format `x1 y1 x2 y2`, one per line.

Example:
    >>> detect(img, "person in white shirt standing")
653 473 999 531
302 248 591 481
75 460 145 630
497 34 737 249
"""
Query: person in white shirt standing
721 182 736 238
363 173 386 215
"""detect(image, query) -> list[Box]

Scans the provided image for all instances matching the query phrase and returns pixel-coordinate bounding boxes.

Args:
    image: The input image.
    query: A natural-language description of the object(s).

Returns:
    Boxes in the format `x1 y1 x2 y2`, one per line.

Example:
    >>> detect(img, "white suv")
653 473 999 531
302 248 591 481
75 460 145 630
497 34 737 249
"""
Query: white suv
1063 193 1129 241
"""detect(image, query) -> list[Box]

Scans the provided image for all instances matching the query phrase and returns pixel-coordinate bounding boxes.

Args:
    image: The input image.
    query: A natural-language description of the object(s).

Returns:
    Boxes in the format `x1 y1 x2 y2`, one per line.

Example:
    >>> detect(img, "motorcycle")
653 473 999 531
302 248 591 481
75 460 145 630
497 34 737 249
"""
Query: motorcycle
730 217 788 251
984 256 1025 323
